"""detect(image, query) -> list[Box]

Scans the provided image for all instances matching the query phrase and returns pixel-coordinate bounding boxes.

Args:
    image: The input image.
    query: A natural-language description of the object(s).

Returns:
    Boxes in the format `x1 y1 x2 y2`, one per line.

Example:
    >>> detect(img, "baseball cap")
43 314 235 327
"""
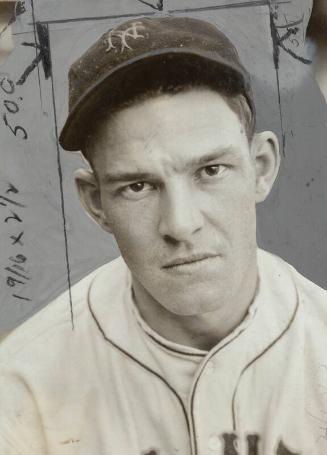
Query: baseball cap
59 16 254 151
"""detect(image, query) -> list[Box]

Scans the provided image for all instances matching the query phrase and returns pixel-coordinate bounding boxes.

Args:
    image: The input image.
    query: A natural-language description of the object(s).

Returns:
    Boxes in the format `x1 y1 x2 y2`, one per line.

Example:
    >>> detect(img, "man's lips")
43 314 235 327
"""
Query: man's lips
162 253 219 269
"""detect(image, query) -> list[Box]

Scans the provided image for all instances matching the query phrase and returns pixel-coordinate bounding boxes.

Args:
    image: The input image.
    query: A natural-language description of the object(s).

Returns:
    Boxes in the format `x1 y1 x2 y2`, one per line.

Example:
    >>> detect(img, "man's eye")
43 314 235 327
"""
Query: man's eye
200 165 225 178
120 181 153 200
129 182 147 192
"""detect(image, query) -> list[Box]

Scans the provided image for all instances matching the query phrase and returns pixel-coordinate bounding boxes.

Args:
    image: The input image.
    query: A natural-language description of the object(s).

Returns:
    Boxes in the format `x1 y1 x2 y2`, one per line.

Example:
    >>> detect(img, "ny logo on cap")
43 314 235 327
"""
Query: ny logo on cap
104 21 146 53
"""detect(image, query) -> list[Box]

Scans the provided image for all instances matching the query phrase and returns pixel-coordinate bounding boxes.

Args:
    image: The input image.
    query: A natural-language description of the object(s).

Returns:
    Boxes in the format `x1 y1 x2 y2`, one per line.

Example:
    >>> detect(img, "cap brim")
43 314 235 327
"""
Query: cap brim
59 48 252 151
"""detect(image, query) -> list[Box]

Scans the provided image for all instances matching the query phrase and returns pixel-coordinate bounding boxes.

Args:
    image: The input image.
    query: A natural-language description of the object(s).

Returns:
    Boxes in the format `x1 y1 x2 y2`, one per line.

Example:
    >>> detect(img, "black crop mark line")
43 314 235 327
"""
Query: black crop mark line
278 38 311 64
277 27 296 44
274 17 304 29
269 5 286 156
136 0 163 11
30 0 42 108
13 27 76 36
35 23 51 78
270 10 311 65
274 14 311 64
16 22 51 86
269 5 311 156
47 24 74 330
13 31 35 35
169 0 290 15
28 0 290 26
28 11 156 26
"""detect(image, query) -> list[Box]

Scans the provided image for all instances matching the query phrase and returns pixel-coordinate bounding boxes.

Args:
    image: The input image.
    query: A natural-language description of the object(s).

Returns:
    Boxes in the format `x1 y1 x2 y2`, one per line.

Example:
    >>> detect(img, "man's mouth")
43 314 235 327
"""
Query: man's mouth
162 253 219 269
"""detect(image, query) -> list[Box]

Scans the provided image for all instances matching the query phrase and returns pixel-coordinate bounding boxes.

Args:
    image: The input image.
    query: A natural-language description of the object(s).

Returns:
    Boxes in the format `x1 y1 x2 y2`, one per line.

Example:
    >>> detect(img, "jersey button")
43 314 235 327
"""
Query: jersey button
208 434 220 450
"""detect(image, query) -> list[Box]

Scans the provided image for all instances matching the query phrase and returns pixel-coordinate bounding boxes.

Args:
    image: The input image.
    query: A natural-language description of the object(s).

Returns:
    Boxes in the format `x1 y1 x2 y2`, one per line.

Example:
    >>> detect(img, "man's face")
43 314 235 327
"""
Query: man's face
84 88 261 315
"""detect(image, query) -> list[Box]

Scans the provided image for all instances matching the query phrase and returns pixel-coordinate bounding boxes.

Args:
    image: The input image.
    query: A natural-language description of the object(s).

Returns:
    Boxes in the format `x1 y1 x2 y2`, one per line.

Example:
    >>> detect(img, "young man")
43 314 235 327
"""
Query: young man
1 16 327 455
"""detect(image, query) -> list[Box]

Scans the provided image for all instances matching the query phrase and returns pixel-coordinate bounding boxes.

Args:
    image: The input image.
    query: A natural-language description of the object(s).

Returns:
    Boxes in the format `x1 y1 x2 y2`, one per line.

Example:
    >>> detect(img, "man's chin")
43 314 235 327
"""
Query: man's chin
157 288 230 317
132 267 235 316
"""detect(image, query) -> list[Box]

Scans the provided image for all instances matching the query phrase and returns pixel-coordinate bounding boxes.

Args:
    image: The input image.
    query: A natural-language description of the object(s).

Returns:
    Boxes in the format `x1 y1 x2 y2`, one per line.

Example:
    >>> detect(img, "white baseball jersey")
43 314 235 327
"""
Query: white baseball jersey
1 249 327 455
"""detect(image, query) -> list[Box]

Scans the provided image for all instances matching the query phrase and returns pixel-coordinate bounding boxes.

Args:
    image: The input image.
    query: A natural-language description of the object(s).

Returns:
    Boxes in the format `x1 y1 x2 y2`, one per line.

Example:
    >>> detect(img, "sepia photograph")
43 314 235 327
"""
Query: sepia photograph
0 0 326 454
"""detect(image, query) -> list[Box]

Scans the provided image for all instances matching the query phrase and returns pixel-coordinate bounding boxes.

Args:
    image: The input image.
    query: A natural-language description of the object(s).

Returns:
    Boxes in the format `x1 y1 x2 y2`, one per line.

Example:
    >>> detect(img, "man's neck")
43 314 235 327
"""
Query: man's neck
132 265 258 351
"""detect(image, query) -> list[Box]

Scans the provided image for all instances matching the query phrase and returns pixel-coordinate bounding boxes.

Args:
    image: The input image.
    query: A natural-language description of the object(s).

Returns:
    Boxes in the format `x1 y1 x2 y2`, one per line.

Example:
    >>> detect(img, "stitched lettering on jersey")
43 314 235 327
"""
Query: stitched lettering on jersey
142 435 299 455
143 449 159 455
222 433 299 454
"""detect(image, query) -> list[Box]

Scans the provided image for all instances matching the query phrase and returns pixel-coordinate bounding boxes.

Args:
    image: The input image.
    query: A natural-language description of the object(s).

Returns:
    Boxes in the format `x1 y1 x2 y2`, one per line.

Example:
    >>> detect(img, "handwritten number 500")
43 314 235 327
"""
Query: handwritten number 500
3 113 28 140
0 78 15 94
0 77 28 140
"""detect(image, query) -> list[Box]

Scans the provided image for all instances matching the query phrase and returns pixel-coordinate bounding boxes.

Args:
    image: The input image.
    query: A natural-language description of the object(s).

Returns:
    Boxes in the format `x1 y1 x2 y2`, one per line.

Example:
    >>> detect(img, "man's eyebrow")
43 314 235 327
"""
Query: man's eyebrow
102 171 158 184
102 147 240 183
188 147 240 167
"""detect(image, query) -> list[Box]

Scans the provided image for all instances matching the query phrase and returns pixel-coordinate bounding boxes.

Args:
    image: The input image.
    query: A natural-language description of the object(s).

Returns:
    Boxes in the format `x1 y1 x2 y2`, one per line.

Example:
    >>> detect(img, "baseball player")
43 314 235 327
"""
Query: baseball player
1 16 327 455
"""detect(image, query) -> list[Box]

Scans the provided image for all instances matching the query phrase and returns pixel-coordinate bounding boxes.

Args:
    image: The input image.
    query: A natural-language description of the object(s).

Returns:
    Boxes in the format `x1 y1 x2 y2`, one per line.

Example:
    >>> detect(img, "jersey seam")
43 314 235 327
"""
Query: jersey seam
87 281 193 452
230 289 300 432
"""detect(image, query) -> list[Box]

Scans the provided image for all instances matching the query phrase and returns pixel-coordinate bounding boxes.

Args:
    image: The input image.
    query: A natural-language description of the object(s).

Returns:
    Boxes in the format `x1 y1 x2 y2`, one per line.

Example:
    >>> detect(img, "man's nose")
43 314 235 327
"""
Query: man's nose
158 183 204 243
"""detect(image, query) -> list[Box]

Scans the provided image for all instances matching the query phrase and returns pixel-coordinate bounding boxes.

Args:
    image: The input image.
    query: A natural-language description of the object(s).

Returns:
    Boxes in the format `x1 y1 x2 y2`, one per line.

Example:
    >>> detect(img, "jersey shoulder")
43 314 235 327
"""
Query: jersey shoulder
0 257 124 363
259 248 327 328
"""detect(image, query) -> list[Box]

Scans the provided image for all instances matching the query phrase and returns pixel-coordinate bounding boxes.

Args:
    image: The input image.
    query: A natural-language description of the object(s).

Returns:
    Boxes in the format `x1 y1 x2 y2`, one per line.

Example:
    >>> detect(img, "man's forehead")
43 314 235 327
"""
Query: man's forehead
87 89 250 177
92 88 243 147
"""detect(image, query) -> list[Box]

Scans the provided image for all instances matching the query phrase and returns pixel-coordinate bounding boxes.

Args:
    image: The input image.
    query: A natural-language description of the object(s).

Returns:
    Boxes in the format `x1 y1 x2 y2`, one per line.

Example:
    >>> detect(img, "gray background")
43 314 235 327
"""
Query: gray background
0 0 326 334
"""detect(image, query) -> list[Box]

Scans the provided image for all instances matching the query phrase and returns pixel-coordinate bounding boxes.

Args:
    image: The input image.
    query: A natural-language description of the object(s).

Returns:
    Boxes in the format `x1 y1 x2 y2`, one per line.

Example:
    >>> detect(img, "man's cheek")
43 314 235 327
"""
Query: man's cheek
115 228 151 261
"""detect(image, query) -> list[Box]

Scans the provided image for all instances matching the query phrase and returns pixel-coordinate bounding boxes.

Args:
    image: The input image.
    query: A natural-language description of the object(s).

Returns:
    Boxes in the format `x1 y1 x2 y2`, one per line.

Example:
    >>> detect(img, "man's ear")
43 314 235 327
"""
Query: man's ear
74 169 112 233
251 131 280 203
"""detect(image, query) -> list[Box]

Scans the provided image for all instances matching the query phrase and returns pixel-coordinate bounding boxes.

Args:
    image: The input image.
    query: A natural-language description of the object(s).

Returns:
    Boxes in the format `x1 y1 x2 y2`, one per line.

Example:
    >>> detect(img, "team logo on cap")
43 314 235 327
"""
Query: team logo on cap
104 21 146 53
